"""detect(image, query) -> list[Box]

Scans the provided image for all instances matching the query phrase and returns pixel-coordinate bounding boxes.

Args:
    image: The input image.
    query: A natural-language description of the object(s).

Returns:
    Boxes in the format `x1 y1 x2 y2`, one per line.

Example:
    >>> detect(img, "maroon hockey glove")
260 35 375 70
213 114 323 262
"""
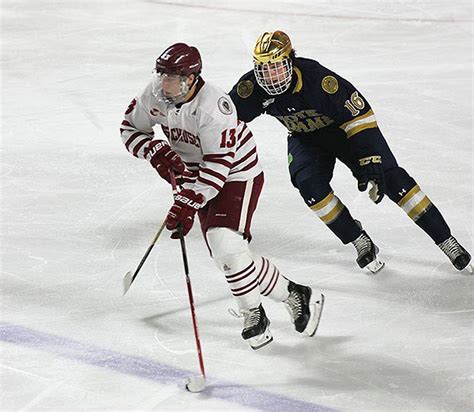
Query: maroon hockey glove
145 140 186 182
166 189 205 238
357 155 385 204
156 163 193 185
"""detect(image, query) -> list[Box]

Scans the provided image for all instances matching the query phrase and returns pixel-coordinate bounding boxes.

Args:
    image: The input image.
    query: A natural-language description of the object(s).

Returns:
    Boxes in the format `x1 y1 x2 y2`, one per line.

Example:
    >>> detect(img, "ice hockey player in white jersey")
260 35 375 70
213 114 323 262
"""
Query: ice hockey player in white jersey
120 43 325 349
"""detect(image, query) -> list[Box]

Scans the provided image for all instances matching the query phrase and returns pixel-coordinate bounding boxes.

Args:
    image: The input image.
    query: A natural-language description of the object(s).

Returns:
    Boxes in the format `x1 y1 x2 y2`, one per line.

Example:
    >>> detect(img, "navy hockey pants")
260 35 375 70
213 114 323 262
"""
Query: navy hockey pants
287 130 450 244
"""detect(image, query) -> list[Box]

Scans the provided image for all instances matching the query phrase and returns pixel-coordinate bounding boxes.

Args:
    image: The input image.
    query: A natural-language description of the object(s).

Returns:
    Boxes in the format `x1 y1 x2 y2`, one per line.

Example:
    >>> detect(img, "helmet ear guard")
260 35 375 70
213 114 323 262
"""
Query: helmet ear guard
252 31 294 95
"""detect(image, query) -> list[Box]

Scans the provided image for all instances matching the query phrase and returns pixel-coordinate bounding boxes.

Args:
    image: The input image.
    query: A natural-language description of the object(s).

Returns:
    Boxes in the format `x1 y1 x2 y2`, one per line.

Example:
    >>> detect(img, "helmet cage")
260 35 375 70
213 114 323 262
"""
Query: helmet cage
254 57 293 95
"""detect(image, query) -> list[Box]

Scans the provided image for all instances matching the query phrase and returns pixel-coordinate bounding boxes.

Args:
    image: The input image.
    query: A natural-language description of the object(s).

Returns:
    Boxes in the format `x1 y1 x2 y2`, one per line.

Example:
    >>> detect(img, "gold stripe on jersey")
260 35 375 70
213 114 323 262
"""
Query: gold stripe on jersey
292 67 303 93
340 109 378 138
398 185 432 221
310 191 345 224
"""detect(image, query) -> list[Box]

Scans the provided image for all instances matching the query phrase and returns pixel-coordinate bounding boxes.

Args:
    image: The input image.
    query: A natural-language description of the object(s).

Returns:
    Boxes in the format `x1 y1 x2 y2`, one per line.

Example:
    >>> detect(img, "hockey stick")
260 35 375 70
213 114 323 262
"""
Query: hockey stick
170 171 206 393
123 219 167 295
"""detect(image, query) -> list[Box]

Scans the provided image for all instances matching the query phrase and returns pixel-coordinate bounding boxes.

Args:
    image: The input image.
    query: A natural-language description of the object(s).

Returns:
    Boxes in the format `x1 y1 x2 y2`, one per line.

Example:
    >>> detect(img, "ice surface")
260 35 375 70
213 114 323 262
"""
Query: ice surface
1 1 473 410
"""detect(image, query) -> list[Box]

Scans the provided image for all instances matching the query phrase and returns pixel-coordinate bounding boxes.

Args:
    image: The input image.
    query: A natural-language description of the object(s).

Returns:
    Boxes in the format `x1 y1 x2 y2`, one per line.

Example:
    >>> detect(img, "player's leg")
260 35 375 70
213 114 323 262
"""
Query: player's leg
289 135 383 272
199 196 270 349
252 254 324 337
202 173 324 339
384 166 471 271
343 129 471 272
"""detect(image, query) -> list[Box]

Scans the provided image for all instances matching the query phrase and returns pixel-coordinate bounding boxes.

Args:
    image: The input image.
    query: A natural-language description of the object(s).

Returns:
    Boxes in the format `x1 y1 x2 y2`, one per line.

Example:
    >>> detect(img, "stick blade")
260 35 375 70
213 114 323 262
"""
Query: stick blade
185 376 206 393
123 271 133 295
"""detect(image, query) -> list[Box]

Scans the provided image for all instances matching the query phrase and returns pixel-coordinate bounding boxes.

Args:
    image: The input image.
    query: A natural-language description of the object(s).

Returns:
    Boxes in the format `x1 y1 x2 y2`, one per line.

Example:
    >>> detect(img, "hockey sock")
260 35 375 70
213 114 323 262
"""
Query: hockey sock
207 227 261 310
325 206 364 244
223 257 261 310
397 185 451 244
308 191 362 244
253 255 290 302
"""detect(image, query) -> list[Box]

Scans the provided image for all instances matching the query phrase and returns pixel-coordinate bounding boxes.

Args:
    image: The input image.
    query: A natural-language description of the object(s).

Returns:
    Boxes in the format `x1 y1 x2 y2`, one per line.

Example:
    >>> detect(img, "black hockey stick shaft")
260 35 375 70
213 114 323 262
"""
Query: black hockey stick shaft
170 171 206 379
133 220 166 281
123 219 167 295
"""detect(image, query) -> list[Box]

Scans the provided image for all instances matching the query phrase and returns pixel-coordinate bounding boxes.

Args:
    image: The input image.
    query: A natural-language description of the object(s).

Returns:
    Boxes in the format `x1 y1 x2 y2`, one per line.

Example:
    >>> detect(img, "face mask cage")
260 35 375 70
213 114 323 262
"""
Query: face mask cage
253 58 293 95
151 70 189 105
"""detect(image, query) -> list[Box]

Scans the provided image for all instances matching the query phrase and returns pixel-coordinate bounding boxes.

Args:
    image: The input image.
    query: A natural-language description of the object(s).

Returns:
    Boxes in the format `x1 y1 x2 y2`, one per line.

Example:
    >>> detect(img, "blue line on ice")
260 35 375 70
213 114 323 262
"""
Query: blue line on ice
0 322 336 411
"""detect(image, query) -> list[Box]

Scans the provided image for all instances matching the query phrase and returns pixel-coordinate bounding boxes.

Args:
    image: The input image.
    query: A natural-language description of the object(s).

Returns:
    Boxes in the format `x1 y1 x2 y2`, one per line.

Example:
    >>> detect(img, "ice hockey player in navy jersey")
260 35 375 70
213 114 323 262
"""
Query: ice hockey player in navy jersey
229 31 471 273
120 43 325 349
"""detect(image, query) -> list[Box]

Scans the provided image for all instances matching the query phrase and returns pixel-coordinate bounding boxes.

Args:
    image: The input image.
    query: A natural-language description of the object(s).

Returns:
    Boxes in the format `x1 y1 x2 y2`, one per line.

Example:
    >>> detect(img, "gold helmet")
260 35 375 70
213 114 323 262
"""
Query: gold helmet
253 31 293 64
252 31 294 95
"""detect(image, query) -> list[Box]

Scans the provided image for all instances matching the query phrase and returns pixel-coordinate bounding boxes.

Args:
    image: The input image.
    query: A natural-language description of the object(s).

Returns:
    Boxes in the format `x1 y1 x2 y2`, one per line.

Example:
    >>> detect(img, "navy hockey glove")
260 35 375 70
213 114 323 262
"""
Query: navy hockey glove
357 155 385 204
145 140 189 184
166 189 205 238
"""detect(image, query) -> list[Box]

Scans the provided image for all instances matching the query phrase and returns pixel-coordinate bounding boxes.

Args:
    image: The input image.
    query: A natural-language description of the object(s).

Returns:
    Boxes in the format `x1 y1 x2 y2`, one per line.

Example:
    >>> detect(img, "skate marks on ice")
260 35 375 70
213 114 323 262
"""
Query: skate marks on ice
254 334 473 411
0 323 335 411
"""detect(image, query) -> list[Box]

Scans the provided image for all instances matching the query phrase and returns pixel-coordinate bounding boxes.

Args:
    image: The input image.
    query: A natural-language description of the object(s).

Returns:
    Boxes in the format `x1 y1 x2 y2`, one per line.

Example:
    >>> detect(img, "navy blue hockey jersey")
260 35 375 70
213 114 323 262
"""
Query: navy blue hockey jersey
229 57 382 154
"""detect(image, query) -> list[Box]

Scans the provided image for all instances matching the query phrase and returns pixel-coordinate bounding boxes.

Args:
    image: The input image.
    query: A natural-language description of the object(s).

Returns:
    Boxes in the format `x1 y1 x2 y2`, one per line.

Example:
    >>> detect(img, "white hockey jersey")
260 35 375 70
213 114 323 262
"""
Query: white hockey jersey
121 78 263 204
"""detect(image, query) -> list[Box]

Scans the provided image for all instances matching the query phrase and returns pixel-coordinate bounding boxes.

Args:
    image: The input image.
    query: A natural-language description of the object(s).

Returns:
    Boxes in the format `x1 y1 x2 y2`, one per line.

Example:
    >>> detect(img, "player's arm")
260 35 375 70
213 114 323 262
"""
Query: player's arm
120 93 155 159
316 70 386 203
120 87 186 182
228 72 265 123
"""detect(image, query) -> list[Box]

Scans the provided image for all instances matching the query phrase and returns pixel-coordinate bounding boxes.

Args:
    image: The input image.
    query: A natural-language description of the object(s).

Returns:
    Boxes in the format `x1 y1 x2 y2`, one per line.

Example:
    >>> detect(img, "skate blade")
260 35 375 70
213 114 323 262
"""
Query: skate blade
305 293 325 337
248 328 273 350
366 258 385 274
464 263 473 274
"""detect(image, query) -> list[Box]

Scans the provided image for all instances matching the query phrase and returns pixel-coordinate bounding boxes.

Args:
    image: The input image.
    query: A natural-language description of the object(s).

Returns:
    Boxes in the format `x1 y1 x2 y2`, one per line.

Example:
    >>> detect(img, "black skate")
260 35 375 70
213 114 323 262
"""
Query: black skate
284 281 325 337
352 229 385 274
438 236 473 273
240 304 273 350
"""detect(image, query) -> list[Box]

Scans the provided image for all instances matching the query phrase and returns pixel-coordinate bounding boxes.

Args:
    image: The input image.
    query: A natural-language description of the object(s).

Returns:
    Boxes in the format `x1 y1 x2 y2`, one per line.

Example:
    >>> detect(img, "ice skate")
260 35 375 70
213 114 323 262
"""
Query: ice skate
240 304 273 350
438 236 472 273
284 281 324 337
352 230 385 274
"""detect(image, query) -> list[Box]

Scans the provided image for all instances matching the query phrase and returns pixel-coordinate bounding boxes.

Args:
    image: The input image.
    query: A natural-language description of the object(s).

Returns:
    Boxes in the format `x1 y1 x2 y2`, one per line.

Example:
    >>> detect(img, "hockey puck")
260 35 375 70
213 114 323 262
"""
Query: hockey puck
185 376 206 393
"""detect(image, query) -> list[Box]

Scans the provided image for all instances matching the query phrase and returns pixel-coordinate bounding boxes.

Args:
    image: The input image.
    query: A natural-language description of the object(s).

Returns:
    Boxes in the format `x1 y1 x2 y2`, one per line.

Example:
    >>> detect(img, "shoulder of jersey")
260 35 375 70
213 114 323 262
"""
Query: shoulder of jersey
297 58 340 95
138 82 155 107
235 70 257 99
198 82 235 117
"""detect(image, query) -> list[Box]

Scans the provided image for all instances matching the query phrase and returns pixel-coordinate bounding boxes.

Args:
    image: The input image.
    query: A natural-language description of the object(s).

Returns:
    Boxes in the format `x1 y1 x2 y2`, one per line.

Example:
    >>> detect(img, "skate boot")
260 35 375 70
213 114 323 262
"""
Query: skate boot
240 304 273 350
352 227 385 274
284 281 325 337
438 236 472 273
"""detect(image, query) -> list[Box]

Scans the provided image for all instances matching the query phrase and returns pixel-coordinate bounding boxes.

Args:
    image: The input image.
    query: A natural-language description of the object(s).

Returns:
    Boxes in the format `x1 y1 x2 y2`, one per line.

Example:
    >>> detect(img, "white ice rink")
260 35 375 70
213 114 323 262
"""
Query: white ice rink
1 0 473 410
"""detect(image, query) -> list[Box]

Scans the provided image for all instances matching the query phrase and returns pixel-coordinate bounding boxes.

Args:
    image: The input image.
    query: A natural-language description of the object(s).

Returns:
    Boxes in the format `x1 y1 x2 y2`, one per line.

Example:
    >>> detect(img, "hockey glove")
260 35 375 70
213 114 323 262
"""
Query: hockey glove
357 155 385 204
156 163 193 185
145 140 190 184
166 189 205 238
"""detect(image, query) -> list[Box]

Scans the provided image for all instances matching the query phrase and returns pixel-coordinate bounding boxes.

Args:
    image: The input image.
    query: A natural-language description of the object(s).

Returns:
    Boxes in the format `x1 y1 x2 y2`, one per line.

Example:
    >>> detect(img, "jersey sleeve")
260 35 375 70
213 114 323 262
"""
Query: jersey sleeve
228 71 265 123
313 67 377 136
186 99 238 204
309 65 383 156
120 84 158 159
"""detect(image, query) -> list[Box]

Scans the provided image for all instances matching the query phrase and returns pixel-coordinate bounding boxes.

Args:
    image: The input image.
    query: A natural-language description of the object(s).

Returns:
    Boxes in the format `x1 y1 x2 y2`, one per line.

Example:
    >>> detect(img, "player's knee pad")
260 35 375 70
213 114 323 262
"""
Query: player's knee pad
384 167 433 221
384 167 418 202
206 227 253 272
294 175 332 203
207 227 260 310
